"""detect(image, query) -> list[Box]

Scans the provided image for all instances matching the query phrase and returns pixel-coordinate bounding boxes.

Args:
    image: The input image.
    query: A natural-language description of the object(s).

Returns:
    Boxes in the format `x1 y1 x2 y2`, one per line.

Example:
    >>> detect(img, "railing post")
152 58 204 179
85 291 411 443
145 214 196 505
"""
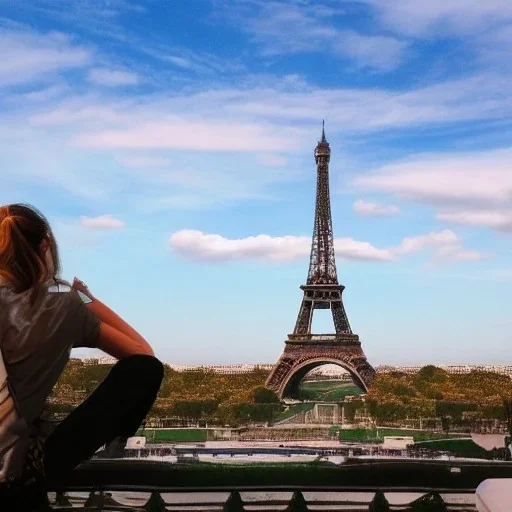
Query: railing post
369 490 390 511
55 492 72 507
409 492 448 512
286 491 309 512
223 491 245 512
144 491 167 512
84 490 103 508
84 491 121 509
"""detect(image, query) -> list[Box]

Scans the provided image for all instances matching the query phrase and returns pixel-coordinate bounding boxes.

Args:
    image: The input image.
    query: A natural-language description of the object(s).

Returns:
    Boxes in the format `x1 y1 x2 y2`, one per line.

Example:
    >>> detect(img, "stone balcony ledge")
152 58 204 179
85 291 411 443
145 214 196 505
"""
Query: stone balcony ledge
45 457 512 511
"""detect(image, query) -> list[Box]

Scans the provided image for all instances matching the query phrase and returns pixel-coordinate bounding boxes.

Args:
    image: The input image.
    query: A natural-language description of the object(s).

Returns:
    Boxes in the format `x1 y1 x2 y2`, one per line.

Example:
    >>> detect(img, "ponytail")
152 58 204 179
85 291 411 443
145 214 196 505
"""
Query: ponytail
0 204 61 304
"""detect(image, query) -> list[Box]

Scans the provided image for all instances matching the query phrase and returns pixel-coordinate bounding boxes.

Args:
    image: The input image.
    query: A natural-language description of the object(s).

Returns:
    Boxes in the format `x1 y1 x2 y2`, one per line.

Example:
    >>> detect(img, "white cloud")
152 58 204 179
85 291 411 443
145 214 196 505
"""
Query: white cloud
0 29 91 87
335 31 408 72
169 228 483 264
360 0 512 37
8 0 147 42
244 2 337 56
396 230 487 262
170 231 312 262
71 120 304 152
30 100 130 126
395 229 459 254
435 244 489 262
80 215 125 229
3 30 512 212
5 71 509 214
230 1 406 71
220 74 512 133
25 73 512 154
353 199 400 217
15 85 69 103
437 210 512 232
3 69 512 213
354 148 512 234
139 44 244 76
87 67 139 86
353 149 512 206
161 55 193 69
335 238 394 262
169 230 394 262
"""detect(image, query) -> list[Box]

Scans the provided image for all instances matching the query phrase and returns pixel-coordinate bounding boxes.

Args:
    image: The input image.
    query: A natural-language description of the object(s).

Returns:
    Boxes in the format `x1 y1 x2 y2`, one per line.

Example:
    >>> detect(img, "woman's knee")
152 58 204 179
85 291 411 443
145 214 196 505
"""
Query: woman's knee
112 354 164 390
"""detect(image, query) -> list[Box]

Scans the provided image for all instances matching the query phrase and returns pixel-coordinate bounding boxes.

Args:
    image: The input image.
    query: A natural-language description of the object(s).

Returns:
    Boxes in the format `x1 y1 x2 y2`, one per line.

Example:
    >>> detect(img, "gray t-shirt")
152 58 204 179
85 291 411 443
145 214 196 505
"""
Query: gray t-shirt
0 278 100 479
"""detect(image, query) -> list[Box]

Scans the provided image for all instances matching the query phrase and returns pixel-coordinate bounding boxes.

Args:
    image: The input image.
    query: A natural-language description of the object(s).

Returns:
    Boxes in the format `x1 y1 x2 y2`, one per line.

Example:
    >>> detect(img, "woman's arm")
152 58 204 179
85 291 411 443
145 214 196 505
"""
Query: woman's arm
97 322 154 360
72 278 154 359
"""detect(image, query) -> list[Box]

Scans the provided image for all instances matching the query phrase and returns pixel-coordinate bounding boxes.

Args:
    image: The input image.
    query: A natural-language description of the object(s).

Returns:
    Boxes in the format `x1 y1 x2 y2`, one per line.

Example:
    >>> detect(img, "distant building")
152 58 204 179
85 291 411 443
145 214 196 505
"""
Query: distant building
168 364 274 374
126 436 146 449
168 363 512 379
82 355 117 366
382 436 414 450
376 364 512 378
77 357 512 380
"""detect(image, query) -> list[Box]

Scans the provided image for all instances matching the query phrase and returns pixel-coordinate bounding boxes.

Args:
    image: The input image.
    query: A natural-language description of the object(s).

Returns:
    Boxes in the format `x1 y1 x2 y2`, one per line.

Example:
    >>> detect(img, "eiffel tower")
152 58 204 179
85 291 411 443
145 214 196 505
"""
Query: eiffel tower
266 123 376 399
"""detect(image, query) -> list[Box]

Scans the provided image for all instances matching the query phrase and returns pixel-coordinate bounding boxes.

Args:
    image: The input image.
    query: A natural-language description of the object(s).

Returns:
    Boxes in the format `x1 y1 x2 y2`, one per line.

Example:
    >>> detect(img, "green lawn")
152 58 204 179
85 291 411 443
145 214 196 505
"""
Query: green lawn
339 428 461 443
301 380 349 391
413 438 495 459
142 429 208 443
322 387 362 401
376 428 463 441
299 380 363 401
274 403 314 422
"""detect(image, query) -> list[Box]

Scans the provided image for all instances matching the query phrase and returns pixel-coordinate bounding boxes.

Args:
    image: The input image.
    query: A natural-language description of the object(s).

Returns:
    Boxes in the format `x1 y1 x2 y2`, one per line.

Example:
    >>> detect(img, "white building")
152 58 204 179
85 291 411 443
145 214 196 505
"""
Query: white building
79 358 512 380
382 436 414 450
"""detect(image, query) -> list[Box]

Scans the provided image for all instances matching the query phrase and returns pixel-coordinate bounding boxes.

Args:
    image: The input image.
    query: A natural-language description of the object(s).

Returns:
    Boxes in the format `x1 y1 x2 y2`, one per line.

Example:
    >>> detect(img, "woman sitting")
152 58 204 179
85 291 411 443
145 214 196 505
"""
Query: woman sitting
0 203 163 510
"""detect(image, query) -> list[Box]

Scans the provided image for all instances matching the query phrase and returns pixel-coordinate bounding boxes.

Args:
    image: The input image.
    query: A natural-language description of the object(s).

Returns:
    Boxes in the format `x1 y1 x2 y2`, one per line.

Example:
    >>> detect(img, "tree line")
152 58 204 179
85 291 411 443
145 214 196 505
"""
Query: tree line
49 359 281 426
366 365 512 429
48 360 512 428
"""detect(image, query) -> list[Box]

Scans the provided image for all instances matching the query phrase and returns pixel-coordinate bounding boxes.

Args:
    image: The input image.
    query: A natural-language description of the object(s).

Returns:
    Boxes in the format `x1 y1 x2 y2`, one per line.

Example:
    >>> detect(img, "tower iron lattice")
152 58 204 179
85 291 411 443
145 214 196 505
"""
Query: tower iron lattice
266 124 376 399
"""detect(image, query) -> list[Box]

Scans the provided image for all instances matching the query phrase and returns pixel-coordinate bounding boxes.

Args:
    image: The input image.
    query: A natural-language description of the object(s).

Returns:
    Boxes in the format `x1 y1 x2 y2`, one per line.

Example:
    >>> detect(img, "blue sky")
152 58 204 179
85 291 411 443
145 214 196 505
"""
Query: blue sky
1 0 512 365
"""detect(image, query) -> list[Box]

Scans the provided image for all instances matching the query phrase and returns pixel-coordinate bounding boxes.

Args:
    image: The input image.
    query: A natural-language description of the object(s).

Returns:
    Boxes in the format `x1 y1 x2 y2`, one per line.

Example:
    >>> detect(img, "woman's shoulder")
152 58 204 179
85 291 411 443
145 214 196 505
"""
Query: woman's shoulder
46 278 72 293
0 278 84 324
46 279 92 306
0 278 73 298
44 279 87 311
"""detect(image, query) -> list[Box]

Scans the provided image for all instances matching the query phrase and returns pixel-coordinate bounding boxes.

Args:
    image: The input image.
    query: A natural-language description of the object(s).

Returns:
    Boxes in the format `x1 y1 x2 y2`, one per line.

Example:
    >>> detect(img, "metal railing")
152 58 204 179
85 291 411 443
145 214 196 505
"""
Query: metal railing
45 457 512 511
50 488 476 511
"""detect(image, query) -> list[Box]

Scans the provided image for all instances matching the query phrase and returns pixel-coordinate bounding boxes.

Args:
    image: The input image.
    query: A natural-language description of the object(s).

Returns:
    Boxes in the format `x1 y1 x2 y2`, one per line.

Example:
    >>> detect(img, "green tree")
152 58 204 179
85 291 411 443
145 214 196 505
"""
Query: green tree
504 399 512 437
251 386 280 404
172 400 219 420
413 365 449 392
441 415 452 435
436 401 476 421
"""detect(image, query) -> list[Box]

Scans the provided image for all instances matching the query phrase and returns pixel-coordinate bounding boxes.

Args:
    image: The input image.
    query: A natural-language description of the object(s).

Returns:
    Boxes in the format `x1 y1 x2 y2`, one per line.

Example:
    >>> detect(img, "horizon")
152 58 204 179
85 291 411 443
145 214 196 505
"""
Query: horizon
1 1 512 366
77 354 512 370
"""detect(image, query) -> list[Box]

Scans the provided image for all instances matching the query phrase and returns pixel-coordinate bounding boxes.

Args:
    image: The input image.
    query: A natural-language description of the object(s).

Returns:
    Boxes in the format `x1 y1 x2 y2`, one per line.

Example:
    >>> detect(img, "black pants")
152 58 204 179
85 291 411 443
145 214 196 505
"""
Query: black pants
1 354 163 511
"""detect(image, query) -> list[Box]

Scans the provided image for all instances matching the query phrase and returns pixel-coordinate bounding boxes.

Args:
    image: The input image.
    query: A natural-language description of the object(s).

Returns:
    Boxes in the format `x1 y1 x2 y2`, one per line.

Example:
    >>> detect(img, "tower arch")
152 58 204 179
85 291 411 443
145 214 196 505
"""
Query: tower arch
279 357 368 400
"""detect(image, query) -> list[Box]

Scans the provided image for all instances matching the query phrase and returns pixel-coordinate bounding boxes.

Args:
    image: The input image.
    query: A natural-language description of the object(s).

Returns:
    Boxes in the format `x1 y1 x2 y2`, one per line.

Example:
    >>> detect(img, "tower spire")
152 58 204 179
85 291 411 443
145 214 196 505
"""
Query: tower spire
322 119 326 141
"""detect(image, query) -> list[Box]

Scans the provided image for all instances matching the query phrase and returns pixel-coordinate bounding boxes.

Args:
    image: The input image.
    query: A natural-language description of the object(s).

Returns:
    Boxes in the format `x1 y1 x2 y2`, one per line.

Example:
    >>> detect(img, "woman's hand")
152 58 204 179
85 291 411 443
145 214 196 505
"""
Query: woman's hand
72 277 94 301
